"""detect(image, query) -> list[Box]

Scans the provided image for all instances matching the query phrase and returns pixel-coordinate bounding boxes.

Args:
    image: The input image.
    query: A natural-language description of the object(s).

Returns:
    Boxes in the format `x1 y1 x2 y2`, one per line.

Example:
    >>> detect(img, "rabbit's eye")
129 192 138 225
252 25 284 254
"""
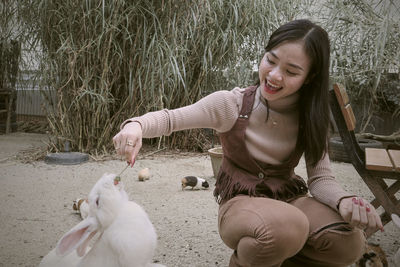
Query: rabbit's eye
96 197 99 206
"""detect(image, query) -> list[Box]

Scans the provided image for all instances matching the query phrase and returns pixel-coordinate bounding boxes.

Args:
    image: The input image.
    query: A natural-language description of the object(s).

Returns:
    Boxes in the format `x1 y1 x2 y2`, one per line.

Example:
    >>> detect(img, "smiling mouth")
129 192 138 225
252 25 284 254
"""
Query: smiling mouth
264 80 282 94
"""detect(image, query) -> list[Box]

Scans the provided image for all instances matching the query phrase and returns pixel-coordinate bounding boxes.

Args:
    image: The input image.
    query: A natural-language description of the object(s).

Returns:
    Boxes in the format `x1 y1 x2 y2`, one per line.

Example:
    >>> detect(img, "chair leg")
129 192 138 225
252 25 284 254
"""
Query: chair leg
362 175 400 226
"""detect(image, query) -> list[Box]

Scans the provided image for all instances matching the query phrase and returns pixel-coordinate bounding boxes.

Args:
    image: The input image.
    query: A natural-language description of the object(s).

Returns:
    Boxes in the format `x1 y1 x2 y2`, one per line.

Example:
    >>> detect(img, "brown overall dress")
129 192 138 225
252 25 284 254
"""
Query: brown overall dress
215 86 366 267
214 85 308 204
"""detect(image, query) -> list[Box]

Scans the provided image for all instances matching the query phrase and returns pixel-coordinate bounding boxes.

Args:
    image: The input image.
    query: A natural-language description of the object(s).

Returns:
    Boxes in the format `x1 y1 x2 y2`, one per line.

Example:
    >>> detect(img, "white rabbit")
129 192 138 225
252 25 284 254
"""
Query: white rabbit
392 214 400 267
39 173 165 267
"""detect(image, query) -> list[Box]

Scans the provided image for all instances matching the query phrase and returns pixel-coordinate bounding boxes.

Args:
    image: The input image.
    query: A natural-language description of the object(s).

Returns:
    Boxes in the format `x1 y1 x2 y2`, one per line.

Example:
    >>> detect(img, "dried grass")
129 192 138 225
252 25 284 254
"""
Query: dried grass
5 0 399 154
15 0 313 154
319 0 400 130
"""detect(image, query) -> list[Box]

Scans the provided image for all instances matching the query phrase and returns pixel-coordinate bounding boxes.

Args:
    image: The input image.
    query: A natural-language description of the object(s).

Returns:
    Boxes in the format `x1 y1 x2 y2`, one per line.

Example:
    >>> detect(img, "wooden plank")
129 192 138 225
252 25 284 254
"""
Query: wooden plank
341 104 356 131
365 148 394 172
388 149 400 172
333 83 350 107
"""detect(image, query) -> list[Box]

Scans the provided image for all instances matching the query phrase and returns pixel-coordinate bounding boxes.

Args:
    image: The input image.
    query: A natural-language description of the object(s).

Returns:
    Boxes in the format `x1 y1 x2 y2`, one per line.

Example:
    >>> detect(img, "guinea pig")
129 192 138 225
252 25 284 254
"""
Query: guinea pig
181 176 209 190
138 167 150 181
72 198 85 211
72 198 89 219
355 243 388 267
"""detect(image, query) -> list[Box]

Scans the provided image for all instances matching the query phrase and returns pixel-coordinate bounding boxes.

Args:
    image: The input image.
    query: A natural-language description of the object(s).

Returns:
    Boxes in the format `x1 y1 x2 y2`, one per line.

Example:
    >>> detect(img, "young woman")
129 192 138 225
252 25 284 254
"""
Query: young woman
113 19 383 267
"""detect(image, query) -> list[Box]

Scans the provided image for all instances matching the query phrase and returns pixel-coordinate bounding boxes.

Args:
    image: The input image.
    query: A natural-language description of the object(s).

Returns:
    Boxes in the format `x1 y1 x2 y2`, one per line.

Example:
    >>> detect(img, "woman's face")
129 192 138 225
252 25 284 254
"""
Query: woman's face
259 41 311 101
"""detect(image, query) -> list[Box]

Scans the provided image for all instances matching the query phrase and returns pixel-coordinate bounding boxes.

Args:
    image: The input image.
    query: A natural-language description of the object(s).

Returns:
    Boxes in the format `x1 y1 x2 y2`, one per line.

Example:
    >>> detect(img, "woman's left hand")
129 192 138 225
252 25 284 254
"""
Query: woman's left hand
338 196 384 237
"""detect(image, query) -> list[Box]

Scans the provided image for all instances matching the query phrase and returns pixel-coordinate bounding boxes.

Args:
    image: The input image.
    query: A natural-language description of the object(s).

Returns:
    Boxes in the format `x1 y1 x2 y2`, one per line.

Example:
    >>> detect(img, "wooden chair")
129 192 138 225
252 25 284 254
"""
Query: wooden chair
329 83 400 226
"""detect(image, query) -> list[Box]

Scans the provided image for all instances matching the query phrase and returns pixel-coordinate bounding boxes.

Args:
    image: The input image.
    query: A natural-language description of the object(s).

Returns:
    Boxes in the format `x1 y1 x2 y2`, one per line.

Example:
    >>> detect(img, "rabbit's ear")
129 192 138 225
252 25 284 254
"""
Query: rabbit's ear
55 217 98 257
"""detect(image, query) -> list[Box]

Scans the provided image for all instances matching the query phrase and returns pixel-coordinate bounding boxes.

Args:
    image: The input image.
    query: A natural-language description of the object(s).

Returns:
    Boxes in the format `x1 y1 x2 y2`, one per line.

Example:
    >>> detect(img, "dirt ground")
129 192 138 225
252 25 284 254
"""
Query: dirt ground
0 132 399 267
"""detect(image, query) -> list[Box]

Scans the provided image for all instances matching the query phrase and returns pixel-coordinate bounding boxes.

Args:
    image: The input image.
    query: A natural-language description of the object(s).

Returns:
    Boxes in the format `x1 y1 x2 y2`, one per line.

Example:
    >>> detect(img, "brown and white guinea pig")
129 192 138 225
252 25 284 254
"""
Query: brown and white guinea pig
356 243 388 267
181 176 209 190
72 198 89 219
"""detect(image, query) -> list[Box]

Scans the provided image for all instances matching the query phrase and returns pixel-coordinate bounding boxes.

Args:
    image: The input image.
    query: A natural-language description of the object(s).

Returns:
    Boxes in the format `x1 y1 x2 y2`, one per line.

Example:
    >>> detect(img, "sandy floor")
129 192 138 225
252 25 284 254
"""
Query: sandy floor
0 132 399 267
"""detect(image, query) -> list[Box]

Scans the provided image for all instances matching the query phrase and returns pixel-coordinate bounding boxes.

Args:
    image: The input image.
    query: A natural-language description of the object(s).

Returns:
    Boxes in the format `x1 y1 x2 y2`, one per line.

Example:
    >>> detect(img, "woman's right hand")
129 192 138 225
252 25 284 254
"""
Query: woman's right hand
112 122 143 166
338 196 383 237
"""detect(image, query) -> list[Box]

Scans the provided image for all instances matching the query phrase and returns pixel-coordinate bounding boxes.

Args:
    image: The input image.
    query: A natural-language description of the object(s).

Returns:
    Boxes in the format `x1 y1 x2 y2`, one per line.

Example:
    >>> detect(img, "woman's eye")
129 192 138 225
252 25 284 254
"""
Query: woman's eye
266 56 274 64
287 70 297 76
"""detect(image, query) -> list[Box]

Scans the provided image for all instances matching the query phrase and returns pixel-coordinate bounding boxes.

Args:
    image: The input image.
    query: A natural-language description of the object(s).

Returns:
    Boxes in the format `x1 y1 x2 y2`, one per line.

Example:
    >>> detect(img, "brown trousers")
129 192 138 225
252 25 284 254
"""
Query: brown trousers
218 195 366 267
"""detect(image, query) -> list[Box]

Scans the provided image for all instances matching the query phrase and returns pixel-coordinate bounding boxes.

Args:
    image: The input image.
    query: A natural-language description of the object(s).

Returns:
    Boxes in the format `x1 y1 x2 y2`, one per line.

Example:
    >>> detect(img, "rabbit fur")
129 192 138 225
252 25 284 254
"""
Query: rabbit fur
39 173 164 267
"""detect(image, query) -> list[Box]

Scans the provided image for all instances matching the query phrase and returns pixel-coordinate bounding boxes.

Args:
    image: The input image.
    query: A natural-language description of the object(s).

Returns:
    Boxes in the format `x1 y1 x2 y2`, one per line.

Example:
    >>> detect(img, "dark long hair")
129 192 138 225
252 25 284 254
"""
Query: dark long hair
260 19 331 167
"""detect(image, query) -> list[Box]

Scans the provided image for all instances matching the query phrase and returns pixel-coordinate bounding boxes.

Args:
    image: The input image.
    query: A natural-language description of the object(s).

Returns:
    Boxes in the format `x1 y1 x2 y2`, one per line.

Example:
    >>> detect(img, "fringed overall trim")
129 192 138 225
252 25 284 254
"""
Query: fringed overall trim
213 159 308 204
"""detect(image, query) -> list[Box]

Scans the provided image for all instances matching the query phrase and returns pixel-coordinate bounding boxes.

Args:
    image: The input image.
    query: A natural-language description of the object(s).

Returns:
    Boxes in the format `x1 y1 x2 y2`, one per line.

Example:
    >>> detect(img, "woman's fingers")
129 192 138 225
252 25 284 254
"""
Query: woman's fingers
112 135 121 152
350 197 369 230
131 138 142 166
113 122 143 165
376 213 384 232
358 198 368 229
339 197 385 235
368 204 384 234
124 138 135 160
124 137 141 165
350 197 361 228
364 204 377 236
113 133 126 155
354 198 384 236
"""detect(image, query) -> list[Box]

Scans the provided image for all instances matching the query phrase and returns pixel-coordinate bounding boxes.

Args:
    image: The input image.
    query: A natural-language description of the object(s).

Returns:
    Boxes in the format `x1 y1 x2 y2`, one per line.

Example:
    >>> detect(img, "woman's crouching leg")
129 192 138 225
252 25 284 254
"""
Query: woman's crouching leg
218 195 309 267
283 197 367 267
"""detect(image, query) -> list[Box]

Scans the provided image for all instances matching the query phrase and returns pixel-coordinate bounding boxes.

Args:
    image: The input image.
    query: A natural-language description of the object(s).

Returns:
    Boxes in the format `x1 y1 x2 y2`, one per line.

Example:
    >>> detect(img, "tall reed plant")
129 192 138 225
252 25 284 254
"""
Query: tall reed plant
24 0 313 153
319 0 400 132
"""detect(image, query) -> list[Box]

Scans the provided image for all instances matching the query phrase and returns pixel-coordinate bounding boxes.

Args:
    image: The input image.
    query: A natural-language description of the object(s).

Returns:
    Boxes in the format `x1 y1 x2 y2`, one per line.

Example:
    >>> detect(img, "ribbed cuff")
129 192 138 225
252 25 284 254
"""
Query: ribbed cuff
336 195 357 210
120 119 142 130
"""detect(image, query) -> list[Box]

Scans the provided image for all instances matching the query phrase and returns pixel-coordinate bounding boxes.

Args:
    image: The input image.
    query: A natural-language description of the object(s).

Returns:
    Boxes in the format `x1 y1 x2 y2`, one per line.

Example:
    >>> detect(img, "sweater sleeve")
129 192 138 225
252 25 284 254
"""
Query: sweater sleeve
306 152 355 211
120 88 243 138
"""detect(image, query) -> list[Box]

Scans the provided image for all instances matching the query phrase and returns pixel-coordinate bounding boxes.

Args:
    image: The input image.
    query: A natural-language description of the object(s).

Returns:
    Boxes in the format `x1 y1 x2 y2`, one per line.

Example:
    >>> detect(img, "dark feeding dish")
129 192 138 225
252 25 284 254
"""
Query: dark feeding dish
45 152 89 165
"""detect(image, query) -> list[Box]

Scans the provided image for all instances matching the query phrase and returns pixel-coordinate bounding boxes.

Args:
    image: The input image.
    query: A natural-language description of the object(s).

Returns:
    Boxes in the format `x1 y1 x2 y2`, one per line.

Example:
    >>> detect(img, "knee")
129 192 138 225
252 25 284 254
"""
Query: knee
219 208 268 250
309 225 367 266
271 209 309 258
225 209 310 267
219 198 310 260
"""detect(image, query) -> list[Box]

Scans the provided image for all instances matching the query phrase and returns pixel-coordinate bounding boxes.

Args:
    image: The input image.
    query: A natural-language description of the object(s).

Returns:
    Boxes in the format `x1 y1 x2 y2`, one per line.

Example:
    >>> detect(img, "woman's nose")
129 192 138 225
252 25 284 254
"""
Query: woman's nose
269 67 283 81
